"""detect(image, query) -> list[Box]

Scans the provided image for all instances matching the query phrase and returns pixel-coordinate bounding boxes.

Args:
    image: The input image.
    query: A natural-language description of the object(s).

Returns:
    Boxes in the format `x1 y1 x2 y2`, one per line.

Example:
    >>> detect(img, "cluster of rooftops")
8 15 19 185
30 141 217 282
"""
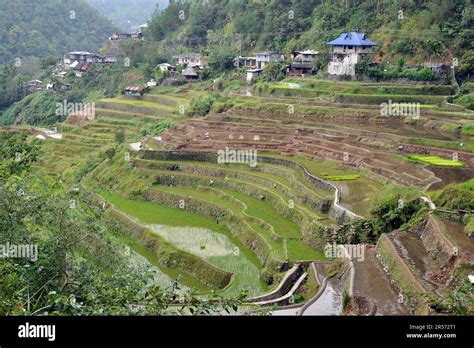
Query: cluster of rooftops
27 31 447 95
167 32 380 80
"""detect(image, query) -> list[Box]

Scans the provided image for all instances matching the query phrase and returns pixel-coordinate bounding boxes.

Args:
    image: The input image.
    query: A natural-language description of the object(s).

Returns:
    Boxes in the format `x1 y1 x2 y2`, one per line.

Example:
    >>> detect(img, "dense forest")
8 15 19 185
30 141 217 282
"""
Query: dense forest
0 0 118 110
0 0 117 63
87 0 168 32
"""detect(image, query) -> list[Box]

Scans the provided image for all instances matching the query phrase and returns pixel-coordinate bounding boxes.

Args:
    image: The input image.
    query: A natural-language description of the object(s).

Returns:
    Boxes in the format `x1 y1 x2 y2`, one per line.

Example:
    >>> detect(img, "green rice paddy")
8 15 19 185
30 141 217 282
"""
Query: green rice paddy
99 191 267 296
407 154 465 167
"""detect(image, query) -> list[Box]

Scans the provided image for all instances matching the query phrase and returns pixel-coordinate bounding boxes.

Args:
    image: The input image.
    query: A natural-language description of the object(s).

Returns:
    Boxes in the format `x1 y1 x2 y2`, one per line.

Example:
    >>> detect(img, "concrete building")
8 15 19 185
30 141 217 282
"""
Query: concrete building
173 53 209 68
327 32 377 76
255 51 284 70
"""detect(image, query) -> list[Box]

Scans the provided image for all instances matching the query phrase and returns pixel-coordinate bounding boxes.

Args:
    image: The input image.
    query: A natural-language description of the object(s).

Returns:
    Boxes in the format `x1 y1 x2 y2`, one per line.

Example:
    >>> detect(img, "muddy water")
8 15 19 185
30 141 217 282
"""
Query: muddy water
302 278 343 316
394 232 446 295
332 180 377 217
271 307 300 316
271 277 343 316
428 166 474 190
352 248 407 315
438 219 474 255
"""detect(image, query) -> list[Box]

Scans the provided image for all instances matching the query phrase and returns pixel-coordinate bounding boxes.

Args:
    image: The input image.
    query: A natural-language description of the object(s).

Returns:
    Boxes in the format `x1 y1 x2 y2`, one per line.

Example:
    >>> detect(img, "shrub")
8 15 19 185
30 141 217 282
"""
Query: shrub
115 130 125 144
105 148 116 160
187 94 216 117
455 94 474 110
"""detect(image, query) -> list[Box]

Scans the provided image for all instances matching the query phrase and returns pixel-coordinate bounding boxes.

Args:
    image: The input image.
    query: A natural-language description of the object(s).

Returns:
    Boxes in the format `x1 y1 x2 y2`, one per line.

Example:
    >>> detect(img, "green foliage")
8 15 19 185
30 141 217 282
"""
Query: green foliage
320 173 360 181
455 94 474 110
0 135 246 315
407 154 465 167
187 94 216 117
355 56 372 75
367 65 439 81
147 0 472 84
335 197 422 244
0 0 117 64
105 148 116 160
115 129 125 144
0 132 39 180
1 91 86 126
428 264 474 315
260 62 287 82
435 179 474 211
458 51 474 80
208 46 237 74
0 64 28 108
138 121 173 137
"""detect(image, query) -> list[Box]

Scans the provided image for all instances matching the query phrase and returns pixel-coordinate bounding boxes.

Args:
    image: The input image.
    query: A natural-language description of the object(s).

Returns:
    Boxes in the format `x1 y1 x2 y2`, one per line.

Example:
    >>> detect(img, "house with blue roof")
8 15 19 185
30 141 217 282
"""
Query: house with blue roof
326 32 377 76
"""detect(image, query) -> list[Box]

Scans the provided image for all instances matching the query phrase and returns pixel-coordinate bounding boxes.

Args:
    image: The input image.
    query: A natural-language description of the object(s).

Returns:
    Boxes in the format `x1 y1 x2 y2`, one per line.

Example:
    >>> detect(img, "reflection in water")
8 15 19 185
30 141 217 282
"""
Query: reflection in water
302 278 343 316
271 278 344 316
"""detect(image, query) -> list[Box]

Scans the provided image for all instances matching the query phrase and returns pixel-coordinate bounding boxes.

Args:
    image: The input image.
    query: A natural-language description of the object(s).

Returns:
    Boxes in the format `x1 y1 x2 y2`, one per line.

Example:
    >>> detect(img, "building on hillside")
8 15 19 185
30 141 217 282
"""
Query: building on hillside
65 51 99 64
182 66 199 81
124 85 149 98
423 62 448 73
109 32 133 41
290 50 319 62
287 50 319 76
326 32 377 76
131 31 144 41
27 80 43 92
158 63 177 72
246 68 263 84
47 82 72 91
59 83 72 91
234 56 257 69
147 79 157 87
98 55 118 64
255 51 284 70
63 51 99 70
75 62 91 78
173 53 209 68
138 23 148 36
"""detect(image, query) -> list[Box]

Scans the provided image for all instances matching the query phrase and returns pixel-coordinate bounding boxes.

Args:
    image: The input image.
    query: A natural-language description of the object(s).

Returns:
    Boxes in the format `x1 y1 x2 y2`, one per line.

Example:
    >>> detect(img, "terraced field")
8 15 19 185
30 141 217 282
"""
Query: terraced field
156 80 474 195
29 80 474 312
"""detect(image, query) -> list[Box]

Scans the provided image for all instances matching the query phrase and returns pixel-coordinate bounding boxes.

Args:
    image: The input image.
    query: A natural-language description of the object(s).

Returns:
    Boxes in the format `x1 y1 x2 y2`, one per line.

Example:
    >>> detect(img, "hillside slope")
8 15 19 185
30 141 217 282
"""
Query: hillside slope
148 0 473 73
0 0 117 63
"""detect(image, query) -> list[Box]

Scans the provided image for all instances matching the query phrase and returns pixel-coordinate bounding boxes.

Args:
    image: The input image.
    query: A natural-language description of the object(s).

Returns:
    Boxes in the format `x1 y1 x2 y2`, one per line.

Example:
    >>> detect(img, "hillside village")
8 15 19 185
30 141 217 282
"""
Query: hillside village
26 28 456 98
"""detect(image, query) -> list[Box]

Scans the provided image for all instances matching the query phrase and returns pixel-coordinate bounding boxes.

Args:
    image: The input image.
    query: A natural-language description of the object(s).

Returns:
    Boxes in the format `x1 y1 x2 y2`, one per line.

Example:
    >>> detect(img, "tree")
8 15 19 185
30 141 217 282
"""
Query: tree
458 51 474 80
0 132 38 180
115 130 125 144
208 46 237 73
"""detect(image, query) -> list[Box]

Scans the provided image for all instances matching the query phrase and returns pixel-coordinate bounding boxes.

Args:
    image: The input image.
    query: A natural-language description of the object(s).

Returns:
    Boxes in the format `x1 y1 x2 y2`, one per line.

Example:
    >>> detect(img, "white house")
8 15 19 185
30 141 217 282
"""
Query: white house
158 63 176 72
246 68 263 84
173 53 209 68
255 51 284 70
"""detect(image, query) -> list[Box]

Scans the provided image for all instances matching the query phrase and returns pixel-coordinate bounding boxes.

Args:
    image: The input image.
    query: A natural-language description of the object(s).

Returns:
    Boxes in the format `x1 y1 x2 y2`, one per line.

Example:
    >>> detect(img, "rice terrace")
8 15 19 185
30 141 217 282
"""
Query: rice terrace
0 0 473 333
